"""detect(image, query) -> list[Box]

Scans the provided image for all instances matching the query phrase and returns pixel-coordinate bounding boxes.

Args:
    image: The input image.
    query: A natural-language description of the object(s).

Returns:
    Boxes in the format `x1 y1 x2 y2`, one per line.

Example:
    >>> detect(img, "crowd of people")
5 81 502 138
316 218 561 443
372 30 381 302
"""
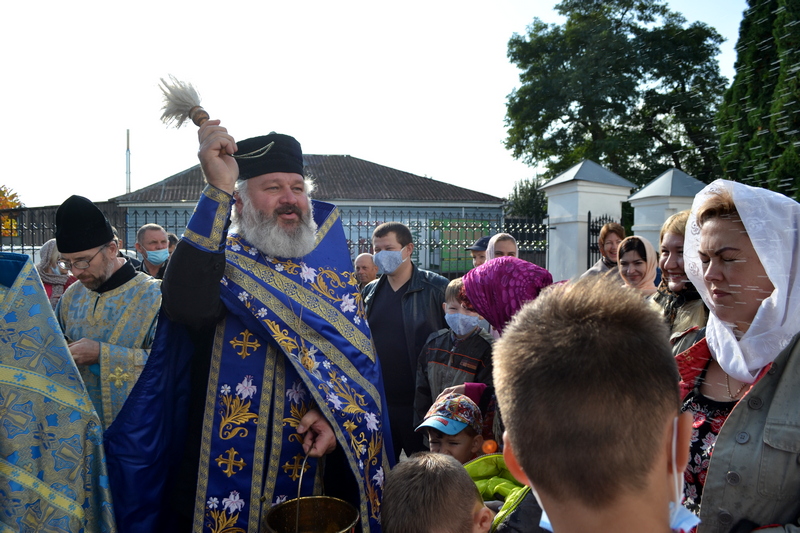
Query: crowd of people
3 115 799 533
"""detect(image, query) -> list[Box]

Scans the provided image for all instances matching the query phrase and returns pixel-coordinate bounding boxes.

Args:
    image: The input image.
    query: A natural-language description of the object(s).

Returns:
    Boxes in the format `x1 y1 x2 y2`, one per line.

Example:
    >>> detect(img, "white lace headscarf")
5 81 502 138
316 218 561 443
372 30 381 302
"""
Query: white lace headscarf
684 179 800 383
485 233 517 260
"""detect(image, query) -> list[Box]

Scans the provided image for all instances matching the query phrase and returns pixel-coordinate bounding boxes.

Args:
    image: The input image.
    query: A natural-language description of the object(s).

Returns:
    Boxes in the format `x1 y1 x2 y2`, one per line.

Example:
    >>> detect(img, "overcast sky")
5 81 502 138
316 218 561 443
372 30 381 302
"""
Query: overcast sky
2 0 747 208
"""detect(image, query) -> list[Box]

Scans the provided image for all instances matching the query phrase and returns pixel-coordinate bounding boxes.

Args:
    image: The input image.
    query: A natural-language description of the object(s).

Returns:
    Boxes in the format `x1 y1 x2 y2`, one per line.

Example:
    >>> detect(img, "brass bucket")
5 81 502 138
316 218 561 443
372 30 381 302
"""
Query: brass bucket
262 496 359 533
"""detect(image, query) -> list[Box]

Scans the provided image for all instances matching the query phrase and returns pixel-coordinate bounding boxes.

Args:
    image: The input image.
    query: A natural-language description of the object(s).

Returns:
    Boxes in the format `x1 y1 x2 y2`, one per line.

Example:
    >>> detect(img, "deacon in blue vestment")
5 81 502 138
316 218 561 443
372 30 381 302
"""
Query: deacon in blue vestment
54 196 162 430
160 123 392 533
0 253 115 532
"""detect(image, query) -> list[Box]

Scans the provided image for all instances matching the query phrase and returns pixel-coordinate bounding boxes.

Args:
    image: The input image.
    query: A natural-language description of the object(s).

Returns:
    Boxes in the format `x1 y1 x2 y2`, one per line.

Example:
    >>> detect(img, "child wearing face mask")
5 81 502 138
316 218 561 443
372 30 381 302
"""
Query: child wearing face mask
414 277 494 430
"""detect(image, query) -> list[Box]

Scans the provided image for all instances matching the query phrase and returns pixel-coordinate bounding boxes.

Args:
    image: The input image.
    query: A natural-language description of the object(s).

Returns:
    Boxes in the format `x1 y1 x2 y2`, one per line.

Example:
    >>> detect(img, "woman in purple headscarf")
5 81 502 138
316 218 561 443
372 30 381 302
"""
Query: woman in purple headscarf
461 256 553 335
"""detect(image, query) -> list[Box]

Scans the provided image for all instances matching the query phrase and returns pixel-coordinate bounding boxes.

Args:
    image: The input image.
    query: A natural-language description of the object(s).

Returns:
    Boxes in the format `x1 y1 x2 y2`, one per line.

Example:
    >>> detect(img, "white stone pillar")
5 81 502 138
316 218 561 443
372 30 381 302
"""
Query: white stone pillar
542 181 633 281
629 196 695 248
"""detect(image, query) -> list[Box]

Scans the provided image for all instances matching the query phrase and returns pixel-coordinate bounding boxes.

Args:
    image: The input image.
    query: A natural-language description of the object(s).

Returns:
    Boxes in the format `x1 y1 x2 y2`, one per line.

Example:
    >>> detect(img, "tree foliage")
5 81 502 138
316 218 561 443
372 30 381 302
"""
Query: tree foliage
0 185 23 237
506 176 547 218
717 0 800 199
505 0 726 187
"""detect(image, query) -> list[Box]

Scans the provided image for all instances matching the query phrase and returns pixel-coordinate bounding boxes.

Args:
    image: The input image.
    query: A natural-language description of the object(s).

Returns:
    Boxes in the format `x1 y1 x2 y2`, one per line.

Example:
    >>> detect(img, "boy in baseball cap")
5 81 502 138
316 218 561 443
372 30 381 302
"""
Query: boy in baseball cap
416 392 484 464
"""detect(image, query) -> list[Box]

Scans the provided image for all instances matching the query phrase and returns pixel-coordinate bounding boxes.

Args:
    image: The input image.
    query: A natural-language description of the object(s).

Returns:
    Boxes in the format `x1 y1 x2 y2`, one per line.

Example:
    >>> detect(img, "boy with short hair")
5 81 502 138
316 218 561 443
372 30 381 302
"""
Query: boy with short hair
494 276 696 533
416 392 484 465
382 451 494 533
414 277 493 425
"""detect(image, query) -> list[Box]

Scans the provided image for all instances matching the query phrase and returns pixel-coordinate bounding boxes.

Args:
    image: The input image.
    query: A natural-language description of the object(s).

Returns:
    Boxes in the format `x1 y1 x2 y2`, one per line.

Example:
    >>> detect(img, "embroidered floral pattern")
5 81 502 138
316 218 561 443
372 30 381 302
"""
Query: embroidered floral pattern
206 491 246 533
340 293 356 314
218 378 258 440
286 380 306 404
300 263 317 283
282 399 310 445
220 232 385 527
222 491 245 514
372 467 384 488
364 412 379 432
235 376 257 399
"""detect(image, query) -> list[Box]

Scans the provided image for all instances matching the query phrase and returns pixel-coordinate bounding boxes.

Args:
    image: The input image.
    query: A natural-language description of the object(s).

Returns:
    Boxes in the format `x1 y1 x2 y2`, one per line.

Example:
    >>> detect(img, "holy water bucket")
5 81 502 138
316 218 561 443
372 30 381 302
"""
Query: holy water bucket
262 496 359 533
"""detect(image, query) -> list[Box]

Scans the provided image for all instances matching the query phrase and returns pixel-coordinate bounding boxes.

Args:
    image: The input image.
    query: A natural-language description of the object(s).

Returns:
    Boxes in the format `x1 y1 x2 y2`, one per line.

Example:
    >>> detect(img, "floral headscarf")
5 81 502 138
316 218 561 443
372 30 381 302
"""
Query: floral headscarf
462 256 553 333
684 180 800 383
617 235 658 297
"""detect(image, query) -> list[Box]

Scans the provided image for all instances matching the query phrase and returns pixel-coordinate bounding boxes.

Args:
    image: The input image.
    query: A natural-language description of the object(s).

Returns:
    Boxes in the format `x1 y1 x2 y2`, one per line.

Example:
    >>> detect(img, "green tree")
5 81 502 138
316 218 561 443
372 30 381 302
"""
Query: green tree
506 176 547 218
717 0 800 199
505 0 726 187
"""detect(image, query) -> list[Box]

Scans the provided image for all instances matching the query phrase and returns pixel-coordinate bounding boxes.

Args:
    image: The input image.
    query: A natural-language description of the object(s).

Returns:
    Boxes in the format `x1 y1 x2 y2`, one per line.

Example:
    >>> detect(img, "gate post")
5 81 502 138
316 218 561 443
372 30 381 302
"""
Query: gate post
628 169 706 246
540 161 634 281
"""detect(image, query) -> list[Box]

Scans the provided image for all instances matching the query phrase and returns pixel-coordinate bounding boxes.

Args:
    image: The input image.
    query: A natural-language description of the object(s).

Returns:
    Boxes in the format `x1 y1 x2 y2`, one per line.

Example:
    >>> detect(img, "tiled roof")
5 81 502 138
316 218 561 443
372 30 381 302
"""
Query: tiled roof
111 155 503 204
112 165 206 204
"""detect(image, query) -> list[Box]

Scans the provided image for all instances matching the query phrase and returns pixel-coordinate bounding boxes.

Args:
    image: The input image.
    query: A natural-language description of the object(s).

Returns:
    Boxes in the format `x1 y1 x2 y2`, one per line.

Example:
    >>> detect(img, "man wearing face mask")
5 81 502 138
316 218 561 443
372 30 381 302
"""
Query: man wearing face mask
135 223 170 279
363 222 449 462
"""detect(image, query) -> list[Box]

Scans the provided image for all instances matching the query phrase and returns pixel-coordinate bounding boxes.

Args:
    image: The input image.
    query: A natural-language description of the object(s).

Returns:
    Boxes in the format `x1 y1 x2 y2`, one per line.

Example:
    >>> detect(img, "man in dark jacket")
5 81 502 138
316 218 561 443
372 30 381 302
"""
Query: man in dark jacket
363 222 448 461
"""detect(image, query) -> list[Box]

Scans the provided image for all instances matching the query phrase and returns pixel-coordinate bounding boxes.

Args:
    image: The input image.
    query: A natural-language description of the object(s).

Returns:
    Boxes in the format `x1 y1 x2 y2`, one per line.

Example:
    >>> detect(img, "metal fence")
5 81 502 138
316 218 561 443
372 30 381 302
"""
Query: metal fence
1 206 548 278
339 210 548 278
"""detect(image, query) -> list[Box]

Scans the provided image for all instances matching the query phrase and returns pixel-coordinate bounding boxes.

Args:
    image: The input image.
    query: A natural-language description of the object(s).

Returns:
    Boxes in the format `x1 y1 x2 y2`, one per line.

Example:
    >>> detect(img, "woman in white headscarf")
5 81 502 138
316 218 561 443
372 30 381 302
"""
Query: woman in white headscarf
678 180 800 531
35 238 76 309
485 233 518 261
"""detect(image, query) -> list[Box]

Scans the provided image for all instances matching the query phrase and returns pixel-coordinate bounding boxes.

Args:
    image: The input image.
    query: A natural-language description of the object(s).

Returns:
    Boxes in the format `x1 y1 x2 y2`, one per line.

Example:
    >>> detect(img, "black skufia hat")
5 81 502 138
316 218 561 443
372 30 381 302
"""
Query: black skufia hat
235 133 304 180
55 195 114 253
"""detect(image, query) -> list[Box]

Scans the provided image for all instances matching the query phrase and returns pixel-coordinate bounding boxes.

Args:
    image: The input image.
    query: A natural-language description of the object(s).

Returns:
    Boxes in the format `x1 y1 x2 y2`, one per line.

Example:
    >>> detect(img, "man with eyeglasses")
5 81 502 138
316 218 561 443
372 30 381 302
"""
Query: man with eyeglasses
54 194 162 430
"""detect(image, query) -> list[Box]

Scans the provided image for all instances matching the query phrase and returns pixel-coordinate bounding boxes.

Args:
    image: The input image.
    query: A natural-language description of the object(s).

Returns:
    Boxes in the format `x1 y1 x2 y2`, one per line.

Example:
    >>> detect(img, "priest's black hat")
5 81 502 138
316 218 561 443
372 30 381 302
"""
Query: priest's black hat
55 195 115 253
235 133 304 180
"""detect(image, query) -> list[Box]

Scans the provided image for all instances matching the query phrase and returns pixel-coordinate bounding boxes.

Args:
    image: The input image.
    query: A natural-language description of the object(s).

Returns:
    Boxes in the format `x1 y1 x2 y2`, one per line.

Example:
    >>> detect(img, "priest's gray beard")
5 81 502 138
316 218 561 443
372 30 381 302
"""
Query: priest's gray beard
233 188 317 259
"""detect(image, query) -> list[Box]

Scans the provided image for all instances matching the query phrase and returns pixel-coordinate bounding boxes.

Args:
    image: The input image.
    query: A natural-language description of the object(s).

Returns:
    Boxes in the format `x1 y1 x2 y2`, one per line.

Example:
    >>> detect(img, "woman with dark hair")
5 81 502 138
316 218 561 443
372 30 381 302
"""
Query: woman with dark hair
617 235 657 298
678 180 800 531
653 210 708 355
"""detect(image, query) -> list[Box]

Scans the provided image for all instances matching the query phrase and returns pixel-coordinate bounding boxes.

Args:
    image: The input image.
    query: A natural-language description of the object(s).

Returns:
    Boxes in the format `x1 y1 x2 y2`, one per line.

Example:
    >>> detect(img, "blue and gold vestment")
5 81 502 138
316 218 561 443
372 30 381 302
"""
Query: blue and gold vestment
56 271 161 429
0 253 115 532
184 186 393 533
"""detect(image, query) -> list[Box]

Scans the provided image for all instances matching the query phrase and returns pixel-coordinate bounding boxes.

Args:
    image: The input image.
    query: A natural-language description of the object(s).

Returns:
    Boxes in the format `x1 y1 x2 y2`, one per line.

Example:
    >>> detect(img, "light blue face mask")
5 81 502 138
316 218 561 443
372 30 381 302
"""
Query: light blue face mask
538 417 700 532
373 249 407 275
445 312 480 337
145 248 170 266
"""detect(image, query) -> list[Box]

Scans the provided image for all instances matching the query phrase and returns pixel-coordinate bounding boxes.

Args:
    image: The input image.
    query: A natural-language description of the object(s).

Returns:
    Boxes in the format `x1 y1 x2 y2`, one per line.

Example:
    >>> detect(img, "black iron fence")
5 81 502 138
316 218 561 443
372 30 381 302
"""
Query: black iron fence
1 205 548 278
339 210 547 278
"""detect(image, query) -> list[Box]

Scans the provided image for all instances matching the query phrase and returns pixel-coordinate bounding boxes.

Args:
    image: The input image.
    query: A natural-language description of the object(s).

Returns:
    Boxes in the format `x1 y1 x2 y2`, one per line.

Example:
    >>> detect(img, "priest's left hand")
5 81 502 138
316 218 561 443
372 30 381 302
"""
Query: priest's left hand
297 408 337 457
68 338 100 365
